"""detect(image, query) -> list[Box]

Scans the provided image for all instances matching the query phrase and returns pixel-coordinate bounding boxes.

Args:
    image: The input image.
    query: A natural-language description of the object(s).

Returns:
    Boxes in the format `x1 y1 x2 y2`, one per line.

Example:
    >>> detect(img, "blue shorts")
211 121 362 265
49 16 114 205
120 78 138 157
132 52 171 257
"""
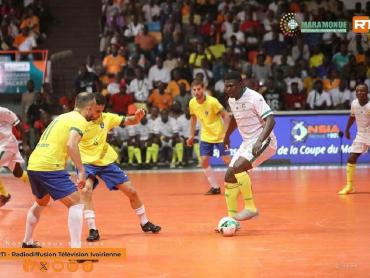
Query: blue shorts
200 141 228 157
28 170 77 200
84 163 129 191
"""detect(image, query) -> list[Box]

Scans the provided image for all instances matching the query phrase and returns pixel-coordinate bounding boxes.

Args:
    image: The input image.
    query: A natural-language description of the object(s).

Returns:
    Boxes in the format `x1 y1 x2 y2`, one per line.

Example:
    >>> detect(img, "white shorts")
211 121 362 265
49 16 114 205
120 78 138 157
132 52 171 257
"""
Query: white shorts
0 150 24 172
349 141 370 154
229 136 277 168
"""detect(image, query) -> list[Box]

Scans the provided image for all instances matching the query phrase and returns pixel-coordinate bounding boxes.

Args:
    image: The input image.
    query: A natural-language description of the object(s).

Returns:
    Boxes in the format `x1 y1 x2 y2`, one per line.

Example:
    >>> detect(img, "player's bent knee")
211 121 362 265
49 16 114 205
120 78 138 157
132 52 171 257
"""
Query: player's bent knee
224 167 237 183
36 195 50 206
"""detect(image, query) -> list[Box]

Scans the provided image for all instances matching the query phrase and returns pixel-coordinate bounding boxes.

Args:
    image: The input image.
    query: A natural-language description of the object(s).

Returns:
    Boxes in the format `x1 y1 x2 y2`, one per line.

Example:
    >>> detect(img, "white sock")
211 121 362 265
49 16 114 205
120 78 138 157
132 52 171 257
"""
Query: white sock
203 166 219 188
68 204 84 248
135 205 149 225
23 202 44 244
84 210 96 230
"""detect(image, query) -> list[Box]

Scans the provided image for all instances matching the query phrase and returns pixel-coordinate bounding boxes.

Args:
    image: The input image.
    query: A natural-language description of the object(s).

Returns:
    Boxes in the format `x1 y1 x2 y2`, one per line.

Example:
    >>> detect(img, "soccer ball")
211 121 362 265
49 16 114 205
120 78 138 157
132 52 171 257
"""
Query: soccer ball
217 217 240 237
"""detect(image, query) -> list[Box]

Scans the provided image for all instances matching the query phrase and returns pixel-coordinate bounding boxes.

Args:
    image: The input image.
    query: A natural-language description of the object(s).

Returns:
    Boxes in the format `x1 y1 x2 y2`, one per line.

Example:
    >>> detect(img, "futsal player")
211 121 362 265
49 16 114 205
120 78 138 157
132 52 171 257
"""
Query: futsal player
338 84 370 194
223 71 277 221
187 79 231 195
22 92 96 248
79 93 161 242
0 106 30 207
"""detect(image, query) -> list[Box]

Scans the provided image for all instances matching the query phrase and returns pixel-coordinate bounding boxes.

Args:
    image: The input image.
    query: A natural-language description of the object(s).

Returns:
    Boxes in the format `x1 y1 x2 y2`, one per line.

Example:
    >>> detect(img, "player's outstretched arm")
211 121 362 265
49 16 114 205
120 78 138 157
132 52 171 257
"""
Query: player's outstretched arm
67 130 85 189
123 109 146 126
224 115 237 148
344 115 355 140
252 115 275 156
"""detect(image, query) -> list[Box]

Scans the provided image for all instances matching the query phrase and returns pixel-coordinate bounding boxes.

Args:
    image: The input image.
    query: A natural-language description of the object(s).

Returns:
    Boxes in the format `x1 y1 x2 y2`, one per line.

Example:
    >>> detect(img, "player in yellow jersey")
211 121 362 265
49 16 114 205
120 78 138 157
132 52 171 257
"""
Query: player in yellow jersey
80 93 161 241
22 92 96 248
187 79 231 195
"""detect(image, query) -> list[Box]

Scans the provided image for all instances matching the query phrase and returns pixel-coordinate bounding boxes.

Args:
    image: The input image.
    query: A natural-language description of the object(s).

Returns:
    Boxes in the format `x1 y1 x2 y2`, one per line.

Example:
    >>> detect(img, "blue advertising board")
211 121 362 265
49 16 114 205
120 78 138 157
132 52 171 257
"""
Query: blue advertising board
210 113 370 165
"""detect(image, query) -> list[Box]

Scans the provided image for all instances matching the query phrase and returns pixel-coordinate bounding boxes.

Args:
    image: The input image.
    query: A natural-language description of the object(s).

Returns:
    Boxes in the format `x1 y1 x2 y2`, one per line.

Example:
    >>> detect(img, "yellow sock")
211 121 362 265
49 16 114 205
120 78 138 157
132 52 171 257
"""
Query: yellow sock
0 178 9 197
145 146 153 163
235 171 257 212
193 143 201 163
346 163 356 186
171 149 176 164
175 143 184 163
152 143 159 163
225 182 240 217
128 146 135 164
19 171 29 184
134 148 142 164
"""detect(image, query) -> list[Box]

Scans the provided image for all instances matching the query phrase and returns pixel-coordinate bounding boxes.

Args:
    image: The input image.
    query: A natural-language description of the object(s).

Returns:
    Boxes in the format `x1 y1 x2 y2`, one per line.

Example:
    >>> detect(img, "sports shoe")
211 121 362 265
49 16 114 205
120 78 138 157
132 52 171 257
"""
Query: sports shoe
22 242 42 248
233 209 259 221
0 194 11 207
141 221 161 233
338 184 354 195
205 187 221 195
86 229 100 242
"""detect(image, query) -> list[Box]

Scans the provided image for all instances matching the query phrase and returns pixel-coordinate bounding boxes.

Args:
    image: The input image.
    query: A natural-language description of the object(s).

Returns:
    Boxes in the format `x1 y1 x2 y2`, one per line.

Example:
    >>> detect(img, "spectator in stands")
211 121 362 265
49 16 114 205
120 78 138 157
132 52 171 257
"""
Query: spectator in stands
167 68 190 98
292 38 310 62
129 66 152 103
316 56 334 78
173 83 192 113
285 67 303 94
109 80 134 115
332 43 349 72
303 67 320 93
58 90 75 112
260 77 282 111
323 69 340 92
20 8 39 38
103 44 126 75
13 27 36 60
193 59 213 88
135 24 157 62
306 79 332 110
330 80 352 109
148 56 171 88
75 64 99 93
284 82 306 110
188 43 213 68
21 79 37 123
142 0 160 22
33 109 52 142
252 53 271 84
86 55 97 74
309 45 324 68
148 80 173 111
124 14 143 42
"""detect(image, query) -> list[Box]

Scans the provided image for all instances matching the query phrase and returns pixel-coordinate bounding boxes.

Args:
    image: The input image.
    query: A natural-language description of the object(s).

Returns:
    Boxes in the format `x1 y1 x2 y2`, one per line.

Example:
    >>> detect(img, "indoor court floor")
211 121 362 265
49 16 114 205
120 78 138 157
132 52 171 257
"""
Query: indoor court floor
0 166 370 277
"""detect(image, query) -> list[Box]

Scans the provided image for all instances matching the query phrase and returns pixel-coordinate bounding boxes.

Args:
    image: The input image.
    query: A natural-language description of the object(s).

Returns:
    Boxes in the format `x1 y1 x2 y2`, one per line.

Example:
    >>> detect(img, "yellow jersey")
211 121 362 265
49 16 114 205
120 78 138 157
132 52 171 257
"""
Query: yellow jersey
189 96 225 143
79 112 124 166
28 111 88 171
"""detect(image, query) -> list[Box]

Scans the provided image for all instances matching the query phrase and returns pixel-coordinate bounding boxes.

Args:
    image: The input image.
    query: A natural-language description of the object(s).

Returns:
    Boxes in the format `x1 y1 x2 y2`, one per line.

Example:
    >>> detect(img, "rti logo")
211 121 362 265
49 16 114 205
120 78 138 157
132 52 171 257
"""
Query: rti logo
352 16 370 33
280 13 299 36
291 121 340 143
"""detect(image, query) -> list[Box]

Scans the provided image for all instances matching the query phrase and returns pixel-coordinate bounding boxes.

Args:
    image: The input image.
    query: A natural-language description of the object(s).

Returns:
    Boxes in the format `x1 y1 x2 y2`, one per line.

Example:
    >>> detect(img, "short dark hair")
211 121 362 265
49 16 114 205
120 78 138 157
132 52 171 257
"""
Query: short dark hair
94 92 107 106
224 71 242 81
75 92 95 109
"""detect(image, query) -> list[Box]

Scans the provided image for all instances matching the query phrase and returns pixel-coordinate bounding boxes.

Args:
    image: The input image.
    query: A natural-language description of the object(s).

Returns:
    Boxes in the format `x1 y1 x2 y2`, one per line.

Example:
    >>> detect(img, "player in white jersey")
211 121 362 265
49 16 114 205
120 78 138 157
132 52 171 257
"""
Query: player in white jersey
338 84 370 194
0 106 30 207
223 71 277 221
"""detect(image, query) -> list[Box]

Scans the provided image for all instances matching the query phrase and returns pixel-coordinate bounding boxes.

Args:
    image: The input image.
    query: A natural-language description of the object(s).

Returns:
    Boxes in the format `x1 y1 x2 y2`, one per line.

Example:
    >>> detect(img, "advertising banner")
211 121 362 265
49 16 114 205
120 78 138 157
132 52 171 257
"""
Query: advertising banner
210 113 370 165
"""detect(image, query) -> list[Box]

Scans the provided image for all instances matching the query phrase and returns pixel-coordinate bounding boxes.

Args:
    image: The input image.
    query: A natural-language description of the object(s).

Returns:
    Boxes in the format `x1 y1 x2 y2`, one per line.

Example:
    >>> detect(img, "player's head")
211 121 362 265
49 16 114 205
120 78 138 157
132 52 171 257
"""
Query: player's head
224 71 243 99
191 79 205 101
74 92 96 121
90 93 107 121
355 84 369 104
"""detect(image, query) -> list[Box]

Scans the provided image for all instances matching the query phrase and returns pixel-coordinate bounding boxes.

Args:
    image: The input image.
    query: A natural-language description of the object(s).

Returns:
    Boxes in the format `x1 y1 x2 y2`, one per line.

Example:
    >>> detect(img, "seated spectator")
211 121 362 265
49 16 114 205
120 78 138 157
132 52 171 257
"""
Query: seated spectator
109 80 134 115
34 109 52 142
260 78 283 111
284 68 303 94
135 24 157 59
323 69 340 92
20 8 39 38
59 91 75 112
292 38 310 61
129 66 152 103
329 80 352 109
303 68 320 93
284 82 306 110
148 81 173 111
309 45 324 68
188 43 213 68
142 0 160 22
148 56 171 88
252 53 271 84
167 68 190 97
75 64 99 93
103 44 126 75
163 51 178 72
332 43 349 72
193 59 213 88
21 79 38 123
123 14 143 42
13 27 36 59
306 80 332 110
316 56 334 78
173 83 192 112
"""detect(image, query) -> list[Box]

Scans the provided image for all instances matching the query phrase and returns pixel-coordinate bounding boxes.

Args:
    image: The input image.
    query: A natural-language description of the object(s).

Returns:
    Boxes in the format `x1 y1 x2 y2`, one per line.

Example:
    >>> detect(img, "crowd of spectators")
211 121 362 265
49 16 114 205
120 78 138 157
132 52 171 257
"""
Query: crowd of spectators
13 0 370 169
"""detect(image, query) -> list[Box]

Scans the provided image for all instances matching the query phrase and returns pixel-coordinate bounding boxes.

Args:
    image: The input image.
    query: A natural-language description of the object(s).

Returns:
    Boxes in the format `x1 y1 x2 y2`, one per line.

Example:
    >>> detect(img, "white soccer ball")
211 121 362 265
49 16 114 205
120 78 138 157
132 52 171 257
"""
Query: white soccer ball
217 217 240 237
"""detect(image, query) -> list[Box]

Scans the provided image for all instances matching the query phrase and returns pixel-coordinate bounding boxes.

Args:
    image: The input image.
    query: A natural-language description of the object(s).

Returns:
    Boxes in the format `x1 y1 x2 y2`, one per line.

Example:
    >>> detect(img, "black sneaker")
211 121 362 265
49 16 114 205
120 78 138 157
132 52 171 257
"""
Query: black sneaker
22 242 42 248
0 194 11 207
205 187 221 195
141 221 161 233
86 229 100 242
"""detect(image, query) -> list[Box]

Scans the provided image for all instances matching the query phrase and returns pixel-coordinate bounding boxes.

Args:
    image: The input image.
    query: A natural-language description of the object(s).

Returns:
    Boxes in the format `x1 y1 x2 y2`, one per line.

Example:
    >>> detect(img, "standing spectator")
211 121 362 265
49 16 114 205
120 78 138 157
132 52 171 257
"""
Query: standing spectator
135 25 157 61
21 79 37 123
13 27 36 60
75 65 99 93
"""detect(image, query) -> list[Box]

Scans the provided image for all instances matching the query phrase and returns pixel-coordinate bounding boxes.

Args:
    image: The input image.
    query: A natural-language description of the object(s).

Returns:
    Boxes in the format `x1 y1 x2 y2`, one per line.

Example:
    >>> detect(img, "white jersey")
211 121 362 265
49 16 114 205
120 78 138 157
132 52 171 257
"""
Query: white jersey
158 117 178 137
351 99 370 143
0 106 20 152
228 87 276 142
136 123 151 141
126 125 137 138
110 126 129 141
147 116 161 135
176 114 191 138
